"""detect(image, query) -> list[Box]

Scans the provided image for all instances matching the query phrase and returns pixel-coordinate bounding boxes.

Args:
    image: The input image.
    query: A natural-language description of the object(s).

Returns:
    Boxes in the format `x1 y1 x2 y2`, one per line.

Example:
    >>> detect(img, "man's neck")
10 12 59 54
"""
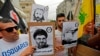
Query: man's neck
2 38 18 42
57 27 62 32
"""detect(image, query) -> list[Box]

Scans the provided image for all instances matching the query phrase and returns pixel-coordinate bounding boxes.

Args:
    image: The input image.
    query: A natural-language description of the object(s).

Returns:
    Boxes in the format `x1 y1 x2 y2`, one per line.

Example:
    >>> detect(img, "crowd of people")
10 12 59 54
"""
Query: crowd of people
0 13 100 56
0 13 66 56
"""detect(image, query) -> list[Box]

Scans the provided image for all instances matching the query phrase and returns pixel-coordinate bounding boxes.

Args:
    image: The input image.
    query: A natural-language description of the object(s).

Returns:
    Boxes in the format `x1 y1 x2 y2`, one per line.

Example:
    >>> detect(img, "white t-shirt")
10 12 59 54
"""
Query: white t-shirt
0 34 29 56
55 29 68 56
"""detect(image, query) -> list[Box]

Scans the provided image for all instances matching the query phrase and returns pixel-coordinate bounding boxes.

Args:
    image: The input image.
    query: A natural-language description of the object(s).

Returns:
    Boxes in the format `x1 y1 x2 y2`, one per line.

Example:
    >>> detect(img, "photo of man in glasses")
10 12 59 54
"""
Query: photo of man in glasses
0 18 35 56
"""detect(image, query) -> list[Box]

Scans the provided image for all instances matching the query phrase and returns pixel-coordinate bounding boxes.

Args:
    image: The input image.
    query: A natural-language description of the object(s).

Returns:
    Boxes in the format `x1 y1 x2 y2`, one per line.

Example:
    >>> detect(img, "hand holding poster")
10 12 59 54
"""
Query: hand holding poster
28 22 55 56
62 22 78 48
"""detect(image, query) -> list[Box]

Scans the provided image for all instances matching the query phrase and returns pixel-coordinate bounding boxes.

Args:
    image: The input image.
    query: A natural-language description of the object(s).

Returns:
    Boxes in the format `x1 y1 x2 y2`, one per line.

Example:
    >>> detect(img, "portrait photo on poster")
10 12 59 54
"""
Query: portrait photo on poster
30 4 48 22
29 25 54 56
62 22 78 48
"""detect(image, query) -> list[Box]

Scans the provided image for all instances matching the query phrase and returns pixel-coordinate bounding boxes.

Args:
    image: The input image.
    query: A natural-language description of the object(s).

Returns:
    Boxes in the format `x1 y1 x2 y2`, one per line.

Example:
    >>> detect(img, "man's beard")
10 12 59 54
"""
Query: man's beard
36 17 41 20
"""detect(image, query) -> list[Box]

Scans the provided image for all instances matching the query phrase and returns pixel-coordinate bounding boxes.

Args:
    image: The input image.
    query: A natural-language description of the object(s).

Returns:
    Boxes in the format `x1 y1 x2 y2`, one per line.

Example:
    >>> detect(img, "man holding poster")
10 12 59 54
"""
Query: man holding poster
0 18 35 56
55 13 68 56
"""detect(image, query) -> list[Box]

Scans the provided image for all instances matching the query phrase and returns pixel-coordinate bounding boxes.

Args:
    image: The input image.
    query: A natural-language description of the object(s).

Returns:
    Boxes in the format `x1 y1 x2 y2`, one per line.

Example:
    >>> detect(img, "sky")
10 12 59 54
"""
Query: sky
34 0 64 20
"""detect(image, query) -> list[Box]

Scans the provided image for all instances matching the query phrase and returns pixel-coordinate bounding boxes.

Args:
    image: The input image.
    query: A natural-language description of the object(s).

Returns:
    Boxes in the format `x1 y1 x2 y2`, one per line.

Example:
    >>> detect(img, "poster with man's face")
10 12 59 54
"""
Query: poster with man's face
62 22 78 48
30 4 48 22
28 22 55 56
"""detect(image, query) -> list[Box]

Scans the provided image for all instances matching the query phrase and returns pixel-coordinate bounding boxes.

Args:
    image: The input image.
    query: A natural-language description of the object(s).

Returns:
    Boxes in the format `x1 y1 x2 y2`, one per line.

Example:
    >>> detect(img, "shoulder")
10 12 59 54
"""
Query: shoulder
19 34 29 40
0 39 4 44
19 34 28 38
55 29 58 32
55 29 61 33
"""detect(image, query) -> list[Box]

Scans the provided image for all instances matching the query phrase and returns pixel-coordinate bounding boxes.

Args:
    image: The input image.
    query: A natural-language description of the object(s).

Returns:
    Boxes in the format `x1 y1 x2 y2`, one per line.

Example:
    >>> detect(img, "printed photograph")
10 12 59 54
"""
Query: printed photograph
62 22 78 48
28 22 55 56
30 4 48 22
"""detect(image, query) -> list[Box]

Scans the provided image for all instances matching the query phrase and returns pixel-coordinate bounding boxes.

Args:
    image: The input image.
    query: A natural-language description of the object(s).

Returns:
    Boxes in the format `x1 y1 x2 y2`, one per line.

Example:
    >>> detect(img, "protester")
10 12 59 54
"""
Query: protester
0 18 65 56
78 20 94 46
55 13 68 56
88 23 100 50
0 18 35 56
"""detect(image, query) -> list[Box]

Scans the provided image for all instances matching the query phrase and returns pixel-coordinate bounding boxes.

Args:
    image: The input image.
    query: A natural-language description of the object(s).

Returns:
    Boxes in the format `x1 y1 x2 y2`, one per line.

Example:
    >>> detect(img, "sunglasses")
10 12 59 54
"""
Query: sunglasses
0 26 19 32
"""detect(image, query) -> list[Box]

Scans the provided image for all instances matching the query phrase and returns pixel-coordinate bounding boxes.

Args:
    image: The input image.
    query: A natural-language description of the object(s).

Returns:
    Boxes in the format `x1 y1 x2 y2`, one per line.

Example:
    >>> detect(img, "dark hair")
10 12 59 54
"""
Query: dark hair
56 13 65 20
33 8 44 21
33 29 48 39
0 18 13 31
0 18 12 23
67 11 73 21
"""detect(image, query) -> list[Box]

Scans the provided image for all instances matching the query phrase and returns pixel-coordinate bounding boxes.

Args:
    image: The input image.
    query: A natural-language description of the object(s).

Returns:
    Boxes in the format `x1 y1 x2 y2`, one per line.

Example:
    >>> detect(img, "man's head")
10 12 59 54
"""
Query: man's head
33 8 44 22
33 29 48 49
56 13 66 31
0 18 19 42
83 21 94 34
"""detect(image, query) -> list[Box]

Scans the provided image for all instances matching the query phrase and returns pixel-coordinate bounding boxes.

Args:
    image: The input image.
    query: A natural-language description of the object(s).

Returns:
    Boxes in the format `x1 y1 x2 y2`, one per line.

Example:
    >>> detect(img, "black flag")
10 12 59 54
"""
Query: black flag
67 11 73 21
0 0 27 33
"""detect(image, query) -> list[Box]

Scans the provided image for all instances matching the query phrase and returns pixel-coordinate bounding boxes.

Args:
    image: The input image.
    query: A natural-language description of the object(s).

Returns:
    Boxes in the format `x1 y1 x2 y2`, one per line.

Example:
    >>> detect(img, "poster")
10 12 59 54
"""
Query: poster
62 22 78 48
30 4 48 22
28 22 55 56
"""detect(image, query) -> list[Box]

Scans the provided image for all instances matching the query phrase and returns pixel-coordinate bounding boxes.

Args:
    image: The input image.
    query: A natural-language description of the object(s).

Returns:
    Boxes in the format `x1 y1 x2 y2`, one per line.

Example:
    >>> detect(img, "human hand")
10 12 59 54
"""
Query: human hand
55 44 64 53
20 46 36 56
54 38 64 53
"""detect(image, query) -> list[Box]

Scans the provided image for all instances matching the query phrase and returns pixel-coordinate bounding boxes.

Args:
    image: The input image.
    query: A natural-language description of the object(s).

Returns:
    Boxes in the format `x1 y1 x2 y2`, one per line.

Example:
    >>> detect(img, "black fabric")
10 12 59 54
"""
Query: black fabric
0 0 26 33
78 34 91 46
62 40 77 45
67 11 73 21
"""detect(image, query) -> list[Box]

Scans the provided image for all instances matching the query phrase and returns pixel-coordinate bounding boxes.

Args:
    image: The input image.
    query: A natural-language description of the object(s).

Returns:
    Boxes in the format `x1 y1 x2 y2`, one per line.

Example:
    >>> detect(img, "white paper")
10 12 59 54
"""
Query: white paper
62 22 78 48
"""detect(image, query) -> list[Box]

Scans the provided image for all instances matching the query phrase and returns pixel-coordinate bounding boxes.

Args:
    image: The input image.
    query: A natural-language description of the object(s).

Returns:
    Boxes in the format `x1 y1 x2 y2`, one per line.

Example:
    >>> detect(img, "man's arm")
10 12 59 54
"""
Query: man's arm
88 33 100 48
54 38 64 53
